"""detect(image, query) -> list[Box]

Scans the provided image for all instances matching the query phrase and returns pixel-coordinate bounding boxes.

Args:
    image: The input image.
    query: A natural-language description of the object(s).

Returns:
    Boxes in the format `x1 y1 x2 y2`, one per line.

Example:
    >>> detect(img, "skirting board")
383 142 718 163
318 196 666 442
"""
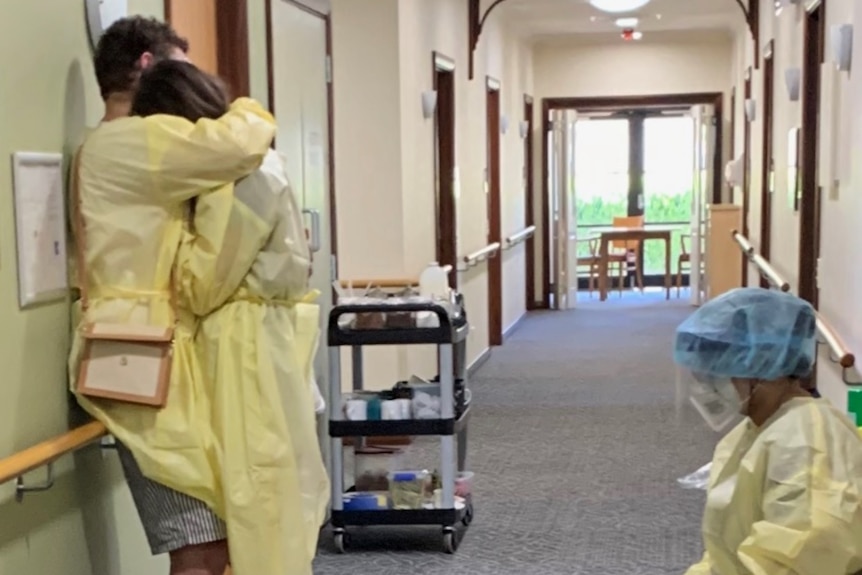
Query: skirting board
503 312 527 342
468 347 492 377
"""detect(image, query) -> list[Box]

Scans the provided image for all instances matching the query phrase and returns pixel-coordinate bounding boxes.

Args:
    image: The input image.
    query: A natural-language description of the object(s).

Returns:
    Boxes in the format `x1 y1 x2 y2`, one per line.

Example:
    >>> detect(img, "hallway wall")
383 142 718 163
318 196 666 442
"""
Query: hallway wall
0 2 169 573
731 0 859 411
330 0 534 383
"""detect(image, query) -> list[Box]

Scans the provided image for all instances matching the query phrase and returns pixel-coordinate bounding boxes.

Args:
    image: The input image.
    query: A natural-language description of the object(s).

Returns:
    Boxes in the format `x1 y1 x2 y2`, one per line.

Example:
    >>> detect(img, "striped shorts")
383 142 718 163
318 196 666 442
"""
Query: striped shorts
116 442 227 555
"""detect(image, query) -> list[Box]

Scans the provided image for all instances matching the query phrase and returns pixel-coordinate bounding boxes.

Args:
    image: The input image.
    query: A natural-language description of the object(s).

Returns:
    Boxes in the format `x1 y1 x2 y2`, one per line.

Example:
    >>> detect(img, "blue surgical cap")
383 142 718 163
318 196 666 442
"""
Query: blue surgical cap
673 288 817 380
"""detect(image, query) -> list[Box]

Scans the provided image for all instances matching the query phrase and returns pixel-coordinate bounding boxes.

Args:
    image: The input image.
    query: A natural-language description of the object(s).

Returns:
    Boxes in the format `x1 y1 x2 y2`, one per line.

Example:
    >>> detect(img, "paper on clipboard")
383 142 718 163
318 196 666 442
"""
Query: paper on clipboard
11 152 69 308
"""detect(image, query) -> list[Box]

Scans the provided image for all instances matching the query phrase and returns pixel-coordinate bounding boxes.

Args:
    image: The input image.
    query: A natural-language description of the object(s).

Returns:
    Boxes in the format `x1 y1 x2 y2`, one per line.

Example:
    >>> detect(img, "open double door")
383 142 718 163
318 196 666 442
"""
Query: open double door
547 105 714 309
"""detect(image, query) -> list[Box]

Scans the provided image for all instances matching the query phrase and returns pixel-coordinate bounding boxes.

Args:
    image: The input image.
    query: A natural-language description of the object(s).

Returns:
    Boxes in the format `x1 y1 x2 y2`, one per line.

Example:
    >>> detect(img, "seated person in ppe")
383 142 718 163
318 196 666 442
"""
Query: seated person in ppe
133 60 329 575
69 20 277 575
673 287 862 575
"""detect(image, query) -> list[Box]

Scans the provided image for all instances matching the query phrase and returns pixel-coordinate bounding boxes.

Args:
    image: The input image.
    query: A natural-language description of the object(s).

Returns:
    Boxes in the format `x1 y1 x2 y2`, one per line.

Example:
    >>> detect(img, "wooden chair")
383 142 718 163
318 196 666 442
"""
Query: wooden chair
578 237 625 297
610 215 645 293
677 235 691 297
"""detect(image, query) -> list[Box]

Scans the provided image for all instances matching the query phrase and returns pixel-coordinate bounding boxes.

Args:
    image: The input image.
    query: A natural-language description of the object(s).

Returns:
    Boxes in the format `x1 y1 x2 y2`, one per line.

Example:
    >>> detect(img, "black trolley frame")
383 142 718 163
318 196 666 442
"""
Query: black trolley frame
327 302 473 553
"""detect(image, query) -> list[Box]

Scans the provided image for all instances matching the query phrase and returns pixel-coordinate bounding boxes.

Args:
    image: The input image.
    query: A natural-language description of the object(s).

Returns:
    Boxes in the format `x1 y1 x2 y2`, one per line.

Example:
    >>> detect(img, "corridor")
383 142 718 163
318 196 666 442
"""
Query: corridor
315 297 717 574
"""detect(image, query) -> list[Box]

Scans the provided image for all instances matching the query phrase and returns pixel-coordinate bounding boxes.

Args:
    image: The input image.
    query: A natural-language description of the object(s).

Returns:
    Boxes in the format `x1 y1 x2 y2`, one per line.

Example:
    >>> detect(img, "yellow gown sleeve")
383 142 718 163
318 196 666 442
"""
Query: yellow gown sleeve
176 180 278 316
145 97 276 201
684 553 713 575
736 435 862 575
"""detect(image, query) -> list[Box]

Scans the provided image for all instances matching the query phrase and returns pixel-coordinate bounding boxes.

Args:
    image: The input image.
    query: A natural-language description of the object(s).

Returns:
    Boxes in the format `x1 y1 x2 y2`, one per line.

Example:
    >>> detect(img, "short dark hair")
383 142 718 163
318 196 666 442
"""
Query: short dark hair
94 16 189 99
132 60 230 122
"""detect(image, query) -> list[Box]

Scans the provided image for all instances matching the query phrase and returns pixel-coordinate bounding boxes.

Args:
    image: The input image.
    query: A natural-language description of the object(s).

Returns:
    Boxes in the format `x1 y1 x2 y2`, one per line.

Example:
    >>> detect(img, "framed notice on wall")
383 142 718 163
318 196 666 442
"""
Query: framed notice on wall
11 152 69 308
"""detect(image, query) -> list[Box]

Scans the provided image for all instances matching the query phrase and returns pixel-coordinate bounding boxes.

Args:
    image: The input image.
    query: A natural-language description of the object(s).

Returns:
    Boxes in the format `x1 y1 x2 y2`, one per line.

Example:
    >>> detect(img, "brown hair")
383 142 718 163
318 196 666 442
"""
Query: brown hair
94 16 189 99
131 60 230 122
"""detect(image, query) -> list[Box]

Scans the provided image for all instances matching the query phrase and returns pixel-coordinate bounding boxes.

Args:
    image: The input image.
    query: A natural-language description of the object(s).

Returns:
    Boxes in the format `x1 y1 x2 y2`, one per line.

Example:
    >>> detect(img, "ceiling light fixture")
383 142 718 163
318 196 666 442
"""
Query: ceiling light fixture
590 0 651 14
616 17 639 27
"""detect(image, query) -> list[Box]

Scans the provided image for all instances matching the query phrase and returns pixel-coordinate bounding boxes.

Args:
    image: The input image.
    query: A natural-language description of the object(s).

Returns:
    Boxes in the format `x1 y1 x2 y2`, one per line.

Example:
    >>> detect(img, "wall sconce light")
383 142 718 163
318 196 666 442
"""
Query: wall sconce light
785 68 801 101
724 154 745 187
500 115 510 134
421 90 437 119
830 24 853 72
744 98 757 122
519 121 529 139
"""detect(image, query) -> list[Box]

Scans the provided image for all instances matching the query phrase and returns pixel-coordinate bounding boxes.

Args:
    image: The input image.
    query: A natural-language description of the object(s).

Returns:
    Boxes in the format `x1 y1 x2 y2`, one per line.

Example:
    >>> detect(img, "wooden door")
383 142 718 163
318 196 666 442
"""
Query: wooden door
165 0 249 97
524 95 536 309
486 78 502 345
759 41 775 289
434 53 457 288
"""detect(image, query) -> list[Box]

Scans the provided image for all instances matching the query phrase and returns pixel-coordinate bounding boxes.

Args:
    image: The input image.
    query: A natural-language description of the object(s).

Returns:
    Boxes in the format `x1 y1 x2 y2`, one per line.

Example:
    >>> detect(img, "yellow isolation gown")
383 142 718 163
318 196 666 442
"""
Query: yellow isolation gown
686 397 862 575
69 98 277 517
182 149 329 575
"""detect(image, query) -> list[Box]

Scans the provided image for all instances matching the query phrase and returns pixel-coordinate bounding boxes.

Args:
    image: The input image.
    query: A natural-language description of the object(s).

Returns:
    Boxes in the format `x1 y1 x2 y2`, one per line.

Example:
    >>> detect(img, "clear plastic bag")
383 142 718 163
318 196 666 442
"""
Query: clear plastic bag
677 462 712 490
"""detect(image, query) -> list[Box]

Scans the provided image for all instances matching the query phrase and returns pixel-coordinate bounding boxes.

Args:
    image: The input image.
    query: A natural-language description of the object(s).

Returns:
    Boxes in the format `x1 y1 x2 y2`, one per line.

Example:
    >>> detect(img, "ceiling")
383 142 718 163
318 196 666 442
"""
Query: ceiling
497 0 742 40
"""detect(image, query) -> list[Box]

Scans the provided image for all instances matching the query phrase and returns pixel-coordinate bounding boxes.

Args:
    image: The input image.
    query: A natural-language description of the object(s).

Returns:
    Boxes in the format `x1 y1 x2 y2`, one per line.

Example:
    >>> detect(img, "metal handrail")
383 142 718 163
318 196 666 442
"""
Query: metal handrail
731 230 857 383
459 242 501 270
504 225 536 249
731 230 790 291
0 421 107 501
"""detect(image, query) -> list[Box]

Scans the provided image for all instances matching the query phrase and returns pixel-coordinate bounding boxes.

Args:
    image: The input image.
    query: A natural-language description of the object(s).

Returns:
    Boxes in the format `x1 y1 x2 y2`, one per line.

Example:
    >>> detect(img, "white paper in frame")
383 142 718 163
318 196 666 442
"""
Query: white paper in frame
11 152 69 308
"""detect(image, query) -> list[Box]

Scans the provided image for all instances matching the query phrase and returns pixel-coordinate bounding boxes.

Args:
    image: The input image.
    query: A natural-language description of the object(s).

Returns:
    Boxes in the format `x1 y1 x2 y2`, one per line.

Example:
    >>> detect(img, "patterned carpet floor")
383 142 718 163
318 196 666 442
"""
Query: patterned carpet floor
313 291 719 575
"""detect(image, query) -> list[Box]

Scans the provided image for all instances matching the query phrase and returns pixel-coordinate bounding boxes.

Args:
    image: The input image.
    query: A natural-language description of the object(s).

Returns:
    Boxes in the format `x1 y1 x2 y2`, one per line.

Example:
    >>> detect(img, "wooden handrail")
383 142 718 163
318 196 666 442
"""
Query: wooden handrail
461 242 501 269
731 230 790 291
337 266 453 291
505 225 536 247
338 278 418 289
731 229 755 255
0 421 107 487
730 230 857 377
816 313 856 369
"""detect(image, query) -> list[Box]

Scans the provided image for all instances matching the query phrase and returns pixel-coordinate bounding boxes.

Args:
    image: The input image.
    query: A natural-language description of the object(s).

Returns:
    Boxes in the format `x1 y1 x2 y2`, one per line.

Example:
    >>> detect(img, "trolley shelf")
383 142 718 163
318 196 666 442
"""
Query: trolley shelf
329 406 471 438
328 303 468 347
331 506 467 528
327 296 473 554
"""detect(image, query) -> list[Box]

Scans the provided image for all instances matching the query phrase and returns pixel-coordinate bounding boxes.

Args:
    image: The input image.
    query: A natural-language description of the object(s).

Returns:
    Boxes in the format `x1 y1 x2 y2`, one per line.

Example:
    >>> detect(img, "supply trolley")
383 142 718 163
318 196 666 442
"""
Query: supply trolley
327 298 473 553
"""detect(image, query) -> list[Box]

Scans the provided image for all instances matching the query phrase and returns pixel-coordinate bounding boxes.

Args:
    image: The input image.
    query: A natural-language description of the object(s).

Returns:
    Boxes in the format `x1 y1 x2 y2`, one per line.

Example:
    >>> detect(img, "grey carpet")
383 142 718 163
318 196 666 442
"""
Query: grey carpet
314 291 720 575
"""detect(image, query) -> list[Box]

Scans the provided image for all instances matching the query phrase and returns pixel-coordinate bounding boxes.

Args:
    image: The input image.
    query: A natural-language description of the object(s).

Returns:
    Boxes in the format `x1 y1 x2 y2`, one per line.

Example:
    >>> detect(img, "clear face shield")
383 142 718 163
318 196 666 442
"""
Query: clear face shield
676 368 744 433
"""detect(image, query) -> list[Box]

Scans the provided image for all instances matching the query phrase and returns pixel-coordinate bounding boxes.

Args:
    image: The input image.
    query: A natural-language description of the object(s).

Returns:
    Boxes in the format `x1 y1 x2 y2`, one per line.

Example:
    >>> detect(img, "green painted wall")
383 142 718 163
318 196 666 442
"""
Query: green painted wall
0 2 168 573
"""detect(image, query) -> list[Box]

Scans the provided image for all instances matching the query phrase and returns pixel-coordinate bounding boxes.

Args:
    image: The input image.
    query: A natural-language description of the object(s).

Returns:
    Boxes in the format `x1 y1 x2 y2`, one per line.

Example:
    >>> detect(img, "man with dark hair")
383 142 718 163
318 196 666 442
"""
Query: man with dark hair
70 15 277 575
93 16 190 121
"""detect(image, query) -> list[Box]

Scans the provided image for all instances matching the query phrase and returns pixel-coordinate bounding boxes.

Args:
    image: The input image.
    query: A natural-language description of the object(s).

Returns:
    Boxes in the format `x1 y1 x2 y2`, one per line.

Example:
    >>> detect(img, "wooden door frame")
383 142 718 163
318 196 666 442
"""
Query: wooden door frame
729 86 736 202
540 92 724 308
524 94 537 310
433 52 458 288
164 0 250 97
264 0 339 269
487 77 503 346
742 67 752 285
798 0 825 306
759 41 775 289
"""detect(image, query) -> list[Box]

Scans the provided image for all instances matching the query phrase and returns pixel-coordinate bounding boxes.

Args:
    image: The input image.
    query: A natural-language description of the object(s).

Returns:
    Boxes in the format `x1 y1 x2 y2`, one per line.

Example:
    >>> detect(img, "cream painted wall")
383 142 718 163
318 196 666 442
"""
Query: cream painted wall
534 33 733 99
0 3 167 574
329 0 534 382
730 0 860 413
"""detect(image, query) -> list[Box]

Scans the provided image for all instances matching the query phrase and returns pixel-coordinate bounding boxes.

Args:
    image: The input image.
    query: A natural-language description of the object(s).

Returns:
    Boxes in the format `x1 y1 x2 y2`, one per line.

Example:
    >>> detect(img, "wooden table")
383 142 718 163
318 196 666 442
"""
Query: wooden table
596 227 673 302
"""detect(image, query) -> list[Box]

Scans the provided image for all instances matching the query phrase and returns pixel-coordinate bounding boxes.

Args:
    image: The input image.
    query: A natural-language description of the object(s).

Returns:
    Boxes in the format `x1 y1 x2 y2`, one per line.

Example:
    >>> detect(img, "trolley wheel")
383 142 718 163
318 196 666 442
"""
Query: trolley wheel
462 503 474 526
334 529 347 553
443 528 458 554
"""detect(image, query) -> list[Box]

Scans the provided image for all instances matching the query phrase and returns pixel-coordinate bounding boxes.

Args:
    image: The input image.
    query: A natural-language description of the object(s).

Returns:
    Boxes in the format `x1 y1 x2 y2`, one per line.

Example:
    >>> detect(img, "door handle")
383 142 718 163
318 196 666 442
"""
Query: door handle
303 208 321 253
